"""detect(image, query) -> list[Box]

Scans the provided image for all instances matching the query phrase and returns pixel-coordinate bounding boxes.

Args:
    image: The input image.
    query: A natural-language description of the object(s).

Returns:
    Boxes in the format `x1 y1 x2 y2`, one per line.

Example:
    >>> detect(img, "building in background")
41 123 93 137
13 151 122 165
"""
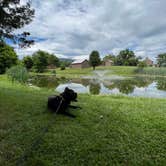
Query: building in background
102 59 113 66
70 59 90 69
145 57 153 66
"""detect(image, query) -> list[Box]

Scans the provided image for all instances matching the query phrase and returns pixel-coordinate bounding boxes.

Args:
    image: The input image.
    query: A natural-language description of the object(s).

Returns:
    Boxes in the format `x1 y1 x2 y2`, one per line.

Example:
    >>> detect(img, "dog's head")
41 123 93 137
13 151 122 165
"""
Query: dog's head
61 87 77 102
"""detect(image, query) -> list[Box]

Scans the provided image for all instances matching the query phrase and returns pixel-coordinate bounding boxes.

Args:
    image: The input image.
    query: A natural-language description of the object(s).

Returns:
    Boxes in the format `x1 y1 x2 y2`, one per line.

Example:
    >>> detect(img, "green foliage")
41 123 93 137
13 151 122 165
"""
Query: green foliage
51 69 56 75
115 49 139 66
103 54 115 61
135 67 166 76
135 61 147 73
157 53 166 67
0 0 35 47
60 64 66 70
89 50 101 70
47 54 60 67
89 83 101 94
59 60 72 67
138 61 147 68
0 42 18 74
7 65 29 83
32 50 48 73
23 56 33 70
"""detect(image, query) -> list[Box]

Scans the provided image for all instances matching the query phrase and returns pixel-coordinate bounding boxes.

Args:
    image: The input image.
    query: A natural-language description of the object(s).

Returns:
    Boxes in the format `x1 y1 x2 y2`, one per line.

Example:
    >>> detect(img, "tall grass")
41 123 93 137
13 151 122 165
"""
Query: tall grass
7 65 29 83
135 67 166 76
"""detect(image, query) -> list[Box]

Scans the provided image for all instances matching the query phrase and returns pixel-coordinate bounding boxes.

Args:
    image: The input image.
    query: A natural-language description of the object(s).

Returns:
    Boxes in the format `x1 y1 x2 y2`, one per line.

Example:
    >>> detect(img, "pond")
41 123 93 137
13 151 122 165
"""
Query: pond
29 71 166 98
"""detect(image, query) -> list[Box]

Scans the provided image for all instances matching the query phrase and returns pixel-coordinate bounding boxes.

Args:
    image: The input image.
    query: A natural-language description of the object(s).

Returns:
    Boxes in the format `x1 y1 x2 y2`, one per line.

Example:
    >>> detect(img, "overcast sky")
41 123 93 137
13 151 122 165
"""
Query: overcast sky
16 0 166 60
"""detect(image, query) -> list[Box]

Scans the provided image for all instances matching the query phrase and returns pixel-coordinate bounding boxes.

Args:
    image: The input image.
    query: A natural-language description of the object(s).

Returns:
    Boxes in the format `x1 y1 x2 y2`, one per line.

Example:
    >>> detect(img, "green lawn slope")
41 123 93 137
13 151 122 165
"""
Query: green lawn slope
0 76 166 165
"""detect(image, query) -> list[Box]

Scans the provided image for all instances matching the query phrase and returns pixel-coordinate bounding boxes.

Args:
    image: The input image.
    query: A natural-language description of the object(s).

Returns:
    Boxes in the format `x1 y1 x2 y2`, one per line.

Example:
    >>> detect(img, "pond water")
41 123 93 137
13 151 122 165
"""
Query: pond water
29 71 166 98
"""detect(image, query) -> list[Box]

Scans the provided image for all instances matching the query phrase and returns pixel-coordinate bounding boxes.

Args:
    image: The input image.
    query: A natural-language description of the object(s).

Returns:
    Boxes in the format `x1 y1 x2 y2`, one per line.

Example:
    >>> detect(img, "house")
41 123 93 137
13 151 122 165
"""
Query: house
145 57 153 66
102 59 113 66
70 59 90 69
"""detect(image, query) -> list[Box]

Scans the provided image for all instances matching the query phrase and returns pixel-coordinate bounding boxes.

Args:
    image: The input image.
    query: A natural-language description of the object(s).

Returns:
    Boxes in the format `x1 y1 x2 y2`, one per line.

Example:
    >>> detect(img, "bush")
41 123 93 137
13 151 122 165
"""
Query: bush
138 61 147 68
7 65 29 83
161 63 166 67
60 64 66 70
51 70 56 75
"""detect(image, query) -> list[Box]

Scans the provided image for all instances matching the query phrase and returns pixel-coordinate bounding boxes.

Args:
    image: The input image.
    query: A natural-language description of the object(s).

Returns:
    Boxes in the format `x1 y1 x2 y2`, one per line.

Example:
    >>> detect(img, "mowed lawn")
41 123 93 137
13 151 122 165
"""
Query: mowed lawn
0 76 166 166
30 66 138 78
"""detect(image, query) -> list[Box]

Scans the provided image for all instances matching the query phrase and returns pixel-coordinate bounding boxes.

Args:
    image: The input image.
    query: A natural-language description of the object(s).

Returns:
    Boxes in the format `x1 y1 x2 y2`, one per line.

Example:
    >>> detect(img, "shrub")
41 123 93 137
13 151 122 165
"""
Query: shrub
7 65 29 83
138 61 147 68
60 64 66 70
51 70 56 75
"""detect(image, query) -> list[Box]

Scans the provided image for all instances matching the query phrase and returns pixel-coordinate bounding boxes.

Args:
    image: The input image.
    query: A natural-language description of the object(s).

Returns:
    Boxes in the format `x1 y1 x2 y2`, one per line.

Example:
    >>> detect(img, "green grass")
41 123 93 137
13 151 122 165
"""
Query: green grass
136 67 166 76
0 75 166 165
31 66 137 78
30 66 166 79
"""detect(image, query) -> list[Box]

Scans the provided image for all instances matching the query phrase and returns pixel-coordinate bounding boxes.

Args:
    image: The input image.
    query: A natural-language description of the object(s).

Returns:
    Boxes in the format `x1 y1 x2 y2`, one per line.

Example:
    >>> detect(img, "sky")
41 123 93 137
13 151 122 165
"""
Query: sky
15 0 166 60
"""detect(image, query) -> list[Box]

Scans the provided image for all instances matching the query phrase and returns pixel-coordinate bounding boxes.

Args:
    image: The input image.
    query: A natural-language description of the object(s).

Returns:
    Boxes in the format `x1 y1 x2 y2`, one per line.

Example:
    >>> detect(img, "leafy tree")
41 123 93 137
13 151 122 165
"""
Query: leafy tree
47 54 60 67
89 50 101 70
115 49 139 66
23 56 33 70
0 0 35 47
103 54 115 65
0 42 18 74
157 53 166 67
103 54 115 61
32 50 48 73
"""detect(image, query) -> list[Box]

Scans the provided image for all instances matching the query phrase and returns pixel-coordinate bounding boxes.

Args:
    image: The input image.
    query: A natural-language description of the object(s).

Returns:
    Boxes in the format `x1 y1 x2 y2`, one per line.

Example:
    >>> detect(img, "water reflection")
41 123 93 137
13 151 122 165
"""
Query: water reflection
29 75 68 89
89 83 101 95
29 75 166 98
157 79 166 91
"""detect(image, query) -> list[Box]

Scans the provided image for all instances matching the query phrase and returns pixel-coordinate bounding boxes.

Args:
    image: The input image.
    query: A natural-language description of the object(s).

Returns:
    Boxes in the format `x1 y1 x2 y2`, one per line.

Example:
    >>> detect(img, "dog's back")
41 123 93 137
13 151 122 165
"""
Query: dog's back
48 95 63 112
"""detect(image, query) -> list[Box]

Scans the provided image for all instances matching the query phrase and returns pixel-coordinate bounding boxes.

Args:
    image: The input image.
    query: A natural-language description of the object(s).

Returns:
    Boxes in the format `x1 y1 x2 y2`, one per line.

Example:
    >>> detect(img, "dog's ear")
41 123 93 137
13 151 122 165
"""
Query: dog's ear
65 87 69 91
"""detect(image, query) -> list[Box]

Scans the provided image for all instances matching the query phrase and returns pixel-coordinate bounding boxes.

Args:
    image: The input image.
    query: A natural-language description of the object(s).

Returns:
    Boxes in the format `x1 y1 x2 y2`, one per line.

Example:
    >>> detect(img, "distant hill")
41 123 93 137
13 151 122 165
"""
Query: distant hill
59 58 73 62
59 58 73 67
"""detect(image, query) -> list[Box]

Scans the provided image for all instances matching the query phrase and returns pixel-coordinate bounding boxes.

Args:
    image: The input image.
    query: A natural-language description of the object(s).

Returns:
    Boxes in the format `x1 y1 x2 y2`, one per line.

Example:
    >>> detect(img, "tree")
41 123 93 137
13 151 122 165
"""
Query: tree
32 50 48 73
138 61 147 68
103 54 115 61
47 54 60 68
23 56 33 70
89 50 101 70
115 49 139 66
157 53 166 67
0 42 18 74
0 0 35 47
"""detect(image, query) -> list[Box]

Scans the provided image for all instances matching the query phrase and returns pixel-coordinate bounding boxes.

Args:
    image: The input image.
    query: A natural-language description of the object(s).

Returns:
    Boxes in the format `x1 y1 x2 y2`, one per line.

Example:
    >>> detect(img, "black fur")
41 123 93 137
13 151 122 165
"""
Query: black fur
47 87 80 117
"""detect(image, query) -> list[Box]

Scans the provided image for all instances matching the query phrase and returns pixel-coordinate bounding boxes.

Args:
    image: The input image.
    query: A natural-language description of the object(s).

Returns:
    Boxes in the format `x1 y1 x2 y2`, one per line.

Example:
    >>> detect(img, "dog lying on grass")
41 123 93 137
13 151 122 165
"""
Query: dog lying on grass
47 87 81 118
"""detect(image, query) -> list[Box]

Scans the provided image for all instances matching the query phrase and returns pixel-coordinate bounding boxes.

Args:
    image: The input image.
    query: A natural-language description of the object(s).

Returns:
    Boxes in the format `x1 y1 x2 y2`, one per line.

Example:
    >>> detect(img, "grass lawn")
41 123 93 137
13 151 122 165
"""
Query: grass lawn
30 66 137 79
31 66 166 79
0 75 166 165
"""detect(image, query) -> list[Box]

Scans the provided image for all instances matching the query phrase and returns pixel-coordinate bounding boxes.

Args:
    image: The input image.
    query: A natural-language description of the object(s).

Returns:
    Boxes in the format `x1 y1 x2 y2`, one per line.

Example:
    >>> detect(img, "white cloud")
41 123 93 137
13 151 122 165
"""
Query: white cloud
16 0 166 60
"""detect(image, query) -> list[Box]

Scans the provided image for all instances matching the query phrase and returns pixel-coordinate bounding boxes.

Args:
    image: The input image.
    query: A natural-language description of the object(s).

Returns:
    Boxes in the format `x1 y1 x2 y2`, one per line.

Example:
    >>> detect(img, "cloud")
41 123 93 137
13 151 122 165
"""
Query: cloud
16 0 166 60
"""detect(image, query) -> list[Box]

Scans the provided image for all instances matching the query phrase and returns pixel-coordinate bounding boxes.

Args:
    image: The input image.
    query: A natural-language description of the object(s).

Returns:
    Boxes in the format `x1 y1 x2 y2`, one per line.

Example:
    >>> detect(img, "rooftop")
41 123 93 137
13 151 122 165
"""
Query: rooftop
71 59 88 64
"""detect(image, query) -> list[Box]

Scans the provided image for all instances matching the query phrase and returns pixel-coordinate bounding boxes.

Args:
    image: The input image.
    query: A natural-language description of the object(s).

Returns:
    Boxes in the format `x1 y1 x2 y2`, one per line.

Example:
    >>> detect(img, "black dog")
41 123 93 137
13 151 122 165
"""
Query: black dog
47 87 80 118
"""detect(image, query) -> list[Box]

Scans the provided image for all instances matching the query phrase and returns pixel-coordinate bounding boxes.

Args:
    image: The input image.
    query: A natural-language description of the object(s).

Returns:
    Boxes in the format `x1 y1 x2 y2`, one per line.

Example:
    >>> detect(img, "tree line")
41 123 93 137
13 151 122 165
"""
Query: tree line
0 0 166 74
1 42 166 74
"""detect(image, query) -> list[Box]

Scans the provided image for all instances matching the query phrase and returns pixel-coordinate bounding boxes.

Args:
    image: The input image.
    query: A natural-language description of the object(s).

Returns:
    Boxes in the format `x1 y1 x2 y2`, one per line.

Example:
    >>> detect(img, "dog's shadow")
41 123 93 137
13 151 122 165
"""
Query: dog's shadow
46 106 82 118
60 105 82 118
